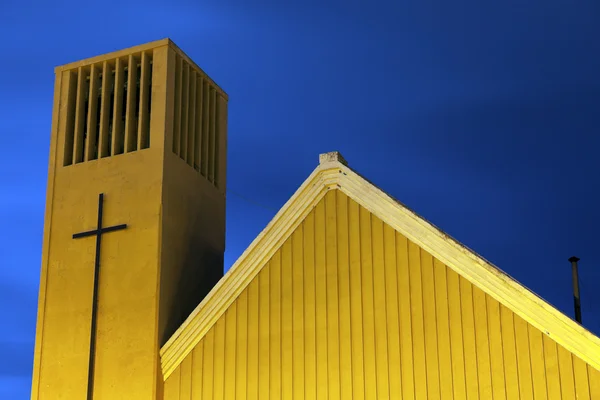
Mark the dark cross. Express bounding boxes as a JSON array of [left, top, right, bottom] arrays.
[[73, 193, 127, 400]]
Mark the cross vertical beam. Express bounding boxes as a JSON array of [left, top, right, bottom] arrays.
[[73, 193, 127, 400]]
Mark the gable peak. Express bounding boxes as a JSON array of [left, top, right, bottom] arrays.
[[319, 151, 348, 166]]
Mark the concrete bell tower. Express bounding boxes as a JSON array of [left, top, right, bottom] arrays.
[[31, 39, 228, 399]]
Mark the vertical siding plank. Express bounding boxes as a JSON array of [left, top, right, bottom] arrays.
[[528, 324, 549, 400], [325, 191, 341, 400], [337, 192, 353, 400], [190, 341, 203, 400], [137, 52, 151, 150], [235, 291, 248, 400], [314, 200, 328, 400], [247, 279, 260, 400], [486, 295, 507, 400], [292, 228, 305, 399], [124, 54, 138, 153], [269, 255, 282, 399], [84, 64, 100, 161], [281, 240, 293, 400], [187, 71, 196, 166], [360, 206, 378, 399], [588, 365, 600, 399], [446, 268, 466, 400], [573, 356, 591, 400], [172, 55, 182, 156], [459, 277, 479, 400], [384, 224, 402, 399], [98, 61, 113, 158], [348, 199, 366, 400], [472, 286, 493, 398], [258, 267, 271, 399], [543, 334, 562, 400], [421, 250, 440, 400], [514, 314, 534, 399], [164, 367, 181, 400], [396, 233, 415, 400], [433, 260, 453, 398], [202, 329, 214, 399], [193, 77, 203, 171], [223, 305, 237, 400], [500, 305, 520, 400], [179, 355, 192, 400], [303, 212, 317, 400], [111, 58, 125, 155], [73, 67, 88, 164], [409, 240, 428, 399], [557, 344, 576, 399], [213, 317, 226, 400], [372, 216, 390, 399]]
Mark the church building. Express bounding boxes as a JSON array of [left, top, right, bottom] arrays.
[[31, 39, 600, 399]]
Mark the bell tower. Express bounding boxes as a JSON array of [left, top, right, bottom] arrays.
[[31, 39, 228, 399]]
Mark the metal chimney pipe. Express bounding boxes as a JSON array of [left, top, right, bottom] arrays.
[[568, 256, 582, 324]]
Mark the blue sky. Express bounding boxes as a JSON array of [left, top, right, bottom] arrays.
[[1, 0, 599, 397]]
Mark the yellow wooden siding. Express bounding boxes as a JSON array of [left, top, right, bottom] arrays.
[[164, 190, 600, 399]]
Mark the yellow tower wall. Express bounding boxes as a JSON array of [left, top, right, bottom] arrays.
[[164, 190, 600, 399], [31, 40, 227, 400], [157, 45, 228, 346]]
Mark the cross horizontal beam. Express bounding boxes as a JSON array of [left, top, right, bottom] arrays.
[[72, 224, 127, 239]]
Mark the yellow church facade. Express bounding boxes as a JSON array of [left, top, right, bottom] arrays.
[[161, 154, 600, 399], [32, 39, 600, 399]]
